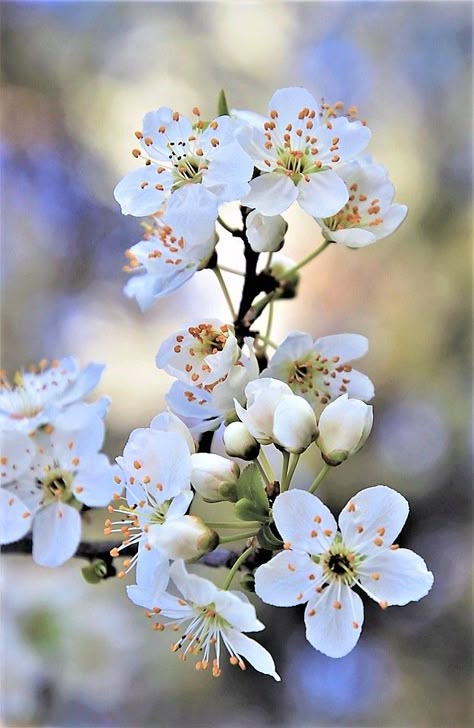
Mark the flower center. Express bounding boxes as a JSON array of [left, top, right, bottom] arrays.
[[40, 468, 75, 504]]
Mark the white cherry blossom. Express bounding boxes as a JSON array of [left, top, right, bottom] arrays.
[[0, 408, 117, 567], [0, 358, 105, 432], [316, 159, 408, 248], [190, 453, 240, 502], [246, 210, 288, 253], [127, 559, 280, 680], [238, 87, 371, 217], [255, 487, 433, 658], [156, 320, 240, 389], [123, 185, 218, 310], [166, 337, 259, 434], [114, 107, 253, 217], [107, 426, 193, 580], [317, 395, 373, 465], [263, 331, 374, 408]]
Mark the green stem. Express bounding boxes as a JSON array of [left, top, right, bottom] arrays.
[[255, 334, 278, 350], [255, 458, 270, 487], [286, 453, 300, 489], [217, 215, 241, 236], [280, 450, 291, 492], [262, 299, 274, 357], [258, 447, 275, 482], [218, 265, 245, 276], [264, 251, 273, 274], [222, 545, 255, 590], [218, 531, 258, 545], [212, 266, 237, 320], [278, 239, 330, 280], [206, 521, 261, 529], [308, 463, 331, 494]]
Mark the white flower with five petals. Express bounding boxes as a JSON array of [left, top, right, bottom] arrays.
[[127, 559, 280, 680], [114, 107, 253, 217], [316, 159, 407, 248], [237, 87, 371, 217], [124, 185, 218, 311], [254, 487, 433, 658], [263, 331, 374, 408]]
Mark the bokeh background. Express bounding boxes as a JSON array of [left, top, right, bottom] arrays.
[[0, 1, 472, 726]]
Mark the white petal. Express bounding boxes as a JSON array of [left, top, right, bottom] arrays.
[[272, 395, 318, 453], [343, 369, 375, 402], [241, 173, 299, 216], [272, 489, 338, 554], [56, 362, 104, 408], [0, 488, 33, 543], [0, 430, 33, 485], [330, 228, 377, 248], [304, 582, 364, 658], [254, 550, 323, 606], [339, 485, 409, 556], [314, 333, 368, 363], [268, 87, 319, 129], [113, 166, 168, 217], [358, 547, 433, 606], [297, 169, 348, 217], [372, 204, 408, 240], [73, 460, 118, 507], [203, 142, 253, 202], [317, 117, 371, 164], [150, 411, 196, 453], [32, 503, 81, 567], [166, 183, 218, 242], [135, 545, 170, 593], [169, 559, 217, 604], [222, 628, 281, 681], [214, 590, 261, 632], [268, 331, 314, 369]]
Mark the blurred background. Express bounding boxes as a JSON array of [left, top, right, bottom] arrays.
[[0, 1, 472, 726]]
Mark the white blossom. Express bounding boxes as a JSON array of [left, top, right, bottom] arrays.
[[190, 452, 240, 502], [156, 320, 240, 389], [166, 337, 259, 434], [237, 87, 371, 217], [317, 395, 373, 465], [0, 406, 117, 567], [123, 185, 218, 310], [246, 210, 287, 253], [263, 331, 374, 408], [107, 426, 193, 581], [147, 515, 218, 559], [255, 487, 433, 658], [127, 559, 280, 680], [114, 107, 253, 217], [223, 421, 260, 461], [0, 358, 106, 432], [316, 159, 407, 248]]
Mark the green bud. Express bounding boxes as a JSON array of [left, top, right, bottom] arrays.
[[81, 559, 108, 584], [217, 88, 230, 116], [234, 497, 268, 522]]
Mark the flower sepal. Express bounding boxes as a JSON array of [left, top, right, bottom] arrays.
[[236, 463, 269, 514], [234, 497, 269, 523], [257, 522, 284, 551]]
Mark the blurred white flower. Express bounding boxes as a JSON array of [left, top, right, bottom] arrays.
[[316, 159, 407, 247], [124, 185, 218, 311], [255, 487, 433, 658], [263, 331, 374, 408], [237, 87, 371, 217], [317, 394, 373, 465], [128, 559, 280, 681], [0, 357, 106, 432], [114, 106, 253, 216]]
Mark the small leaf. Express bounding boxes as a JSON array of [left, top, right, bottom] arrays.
[[234, 497, 268, 522], [236, 463, 269, 511], [257, 523, 283, 550]]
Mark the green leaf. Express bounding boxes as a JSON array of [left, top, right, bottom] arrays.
[[257, 523, 283, 551], [236, 463, 269, 512], [217, 89, 230, 117], [234, 497, 268, 522]]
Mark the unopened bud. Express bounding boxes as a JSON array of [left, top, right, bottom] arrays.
[[247, 210, 287, 253], [223, 422, 260, 460], [317, 394, 373, 465], [148, 516, 219, 560], [273, 395, 318, 454], [191, 453, 240, 502], [270, 253, 300, 299]]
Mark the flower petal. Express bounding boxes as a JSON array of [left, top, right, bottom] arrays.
[[73, 459, 118, 507], [203, 142, 253, 202], [329, 227, 377, 248], [272, 489, 338, 554], [169, 559, 218, 605], [373, 204, 408, 240], [268, 87, 319, 130], [358, 547, 433, 606], [135, 545, 170, 594], [222, 627, 281, 681], [0, 487, 33, 543], [114, 165, 168, 217], [32, 502, 81, 567], [314, 333, 368, 363], [342, 369, 375, 402], [339, 485, 409, 556], [254, 549, 323, 606], [304, 582, 364, 658], [297, 169, 348, 218], [241, 173, 299, 216], [214, 590, 262, 632]]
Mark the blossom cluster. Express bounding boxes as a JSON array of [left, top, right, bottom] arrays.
[[2, 86, 432, 684]]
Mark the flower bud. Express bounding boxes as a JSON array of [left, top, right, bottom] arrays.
[[317, 394, 373, 465], [223, 422, 260, 460], [148, 516, 219, 560], [273, 395, 318, 454], [247, 210, 288, 253], [270, 253, 300, 299], [190, 453, 240, 502]]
